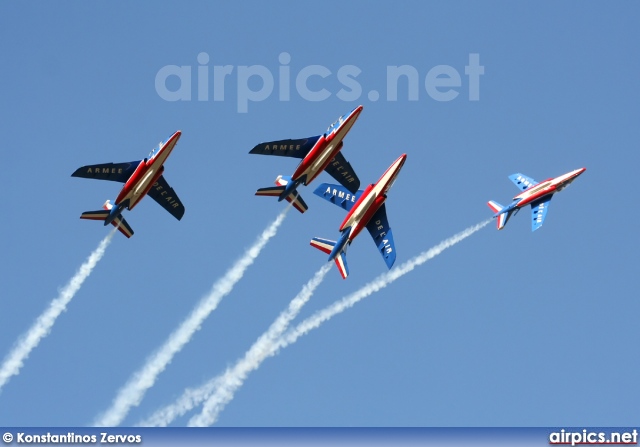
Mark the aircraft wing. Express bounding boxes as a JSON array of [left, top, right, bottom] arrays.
[[313, 183, 363, 212], [147, 175, 185, 221], [323, 151, 361, 194], [509, 173, 538, 191], [249, 136, 321, 159], [365, 204, 396, 269], [530, 195, 552, 231], [71, 161, 140, 183]]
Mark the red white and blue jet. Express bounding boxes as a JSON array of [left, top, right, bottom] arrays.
[[71, 131, 185, 238], [310, 154, 407, 279], [249, 106, 363, 213], [487, 167, 586, 231]]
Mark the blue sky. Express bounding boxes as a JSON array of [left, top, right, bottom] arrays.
[[1, 1, 639, 426]]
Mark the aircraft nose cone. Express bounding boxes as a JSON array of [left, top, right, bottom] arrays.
[[395, 153, 408, 168], [350, 105, 364, 118], [165, 130, 182, 145]]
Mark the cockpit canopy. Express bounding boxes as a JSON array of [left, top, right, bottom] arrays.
[[326, 115, 345, 134], [148, 142, 163, 159]]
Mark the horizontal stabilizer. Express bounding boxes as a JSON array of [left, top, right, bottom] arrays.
[[310, 237, 335, 255], [110, 214, 134, 238], [255, 186, 286, 197], [313, 183, 363, 212], [310, 237, 349, 279], [255, 186, 307, 213], [487, 201, 511, 230], [284, 191, 308, 213], [496, 211, 510, 230], [487, 200, 503, 214], [80, 209, 110, 221], [80, 209, 134, 238], [333, 251, 349, 279]]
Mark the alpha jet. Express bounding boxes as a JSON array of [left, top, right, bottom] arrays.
[[71, 131, 185, 238], [487, 167, 586, 231], [249, 106, 363, 213], [310, 154, 407, 279]]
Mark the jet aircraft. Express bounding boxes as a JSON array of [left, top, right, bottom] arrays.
[[310, 154, 407, 279], [249, 106, 363, 213], [487, 168, 586, 231], [71, 131, 185, 238]]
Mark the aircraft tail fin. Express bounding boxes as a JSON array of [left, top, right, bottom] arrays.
[[80, 200, 134, 238], [310, 237, 349, 279]]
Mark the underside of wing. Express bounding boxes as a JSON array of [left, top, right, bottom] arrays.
[[365, 204, 396, 269], [323, 151, 361, 194], [530, 195, 552, 231], [249, 136, 321, 159], [146, 175, 185, 220], [509, 173, 538, 191], [71, 161, 140, 183], [313, 183, 363, 212]]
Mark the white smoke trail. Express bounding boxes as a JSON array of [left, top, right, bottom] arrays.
[[188, 262, 332, 426], [0, 228, 117, 393], [139, 262, 331, 427], [274, 220, 491, 351], [138, 378, 220, 427], [93, 208, 289, 427], [189, 219, 489, 426], [142, 219, 489, 426]]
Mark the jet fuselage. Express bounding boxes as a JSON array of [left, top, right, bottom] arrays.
[[511, 167, 586, 209], [114, 131, 181, 212], [339, 153, 407, 244], [291, 105, 363, 186]]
